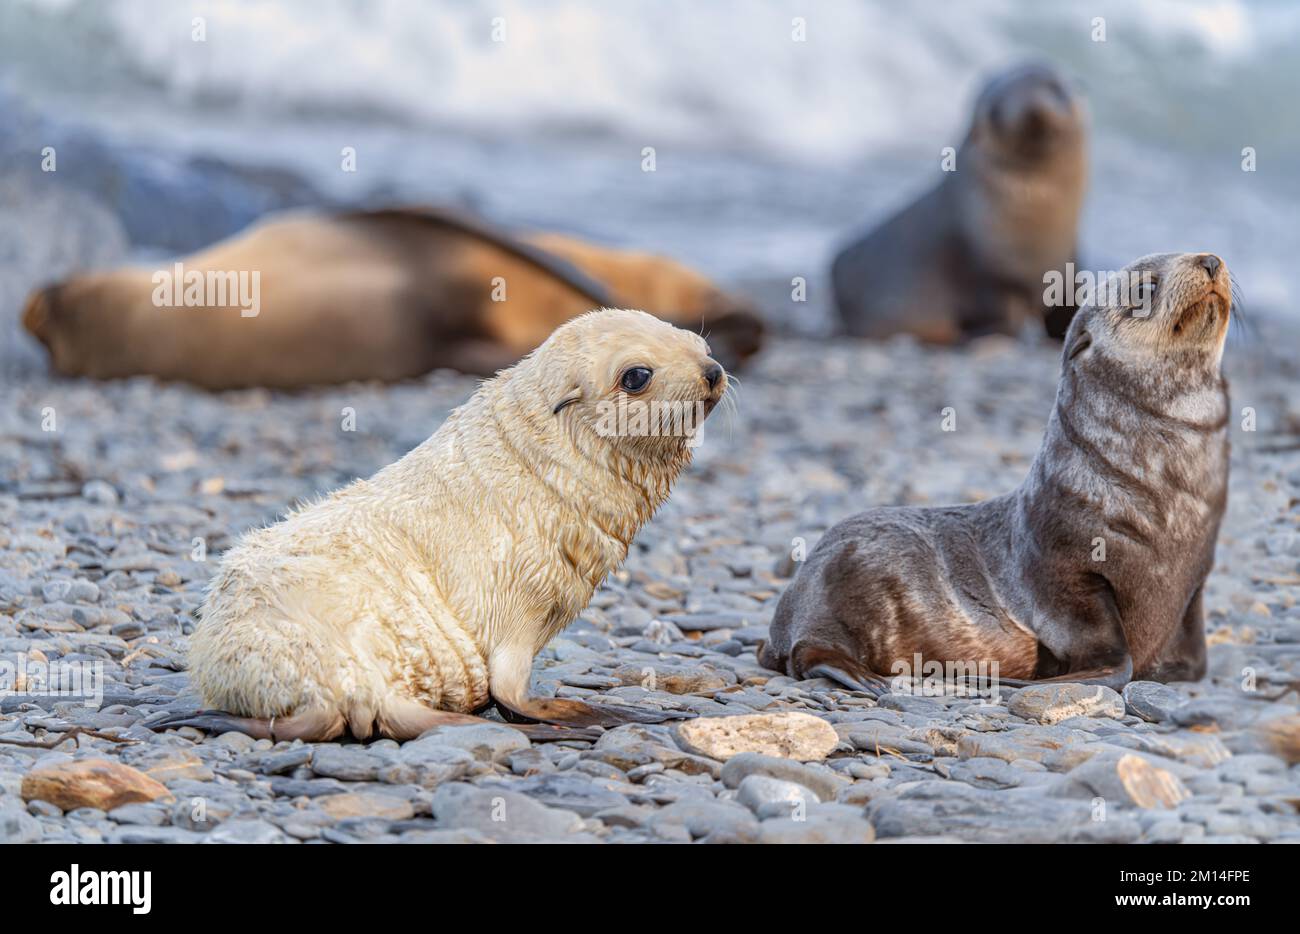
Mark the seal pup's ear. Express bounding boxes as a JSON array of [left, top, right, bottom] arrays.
[[553, 387, 582, 414], [1066, 328, 1092, 360]]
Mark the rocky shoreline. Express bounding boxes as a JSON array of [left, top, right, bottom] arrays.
[[2, 326, 1298, 844]]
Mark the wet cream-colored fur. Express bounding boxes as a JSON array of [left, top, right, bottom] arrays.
[[189, 308, 725, 738]]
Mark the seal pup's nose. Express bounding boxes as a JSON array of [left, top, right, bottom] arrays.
[[702, 362, 723, 391], [1199, 254, 1221, 280]]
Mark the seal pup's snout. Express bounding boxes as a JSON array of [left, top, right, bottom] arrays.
[[985, 63, 1080, 145], [1012, 87, 1065, 138], [1153, 252, 1232, 344], [699, 357, 728, 414], [1186, 252, 1232, 321]]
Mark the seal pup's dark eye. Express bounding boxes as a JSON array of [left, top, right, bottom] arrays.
[[1129, 275, 1159, 319], [620, 367, 653, 393]]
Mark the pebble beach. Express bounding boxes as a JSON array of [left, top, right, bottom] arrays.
[[2, 317, 1298, 845]]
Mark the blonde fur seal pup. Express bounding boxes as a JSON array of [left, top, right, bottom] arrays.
[[151, 309, 726, 741], [22, 206, 763, 389], [763, 252, 1232, 694]]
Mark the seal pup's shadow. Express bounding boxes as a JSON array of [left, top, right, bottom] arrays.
[[144, 703, 688, 744], [144, 707, 601, 742]]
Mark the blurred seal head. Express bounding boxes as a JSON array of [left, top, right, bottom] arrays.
[[832, 62, 1088, 343]]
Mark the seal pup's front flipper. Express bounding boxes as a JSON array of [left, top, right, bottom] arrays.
[[489, 638, 694, 729], [144, 708, 348, 742], [803, 664, 891, 698], [758, 630, 892, 698], [377, 696, 601, 741], [989, 659, 1134, 694]]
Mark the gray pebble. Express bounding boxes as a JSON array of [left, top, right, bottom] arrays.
[[26, 799, 62, 818], [203, 819, 288, 844], [81, 480, 120, 506], [1171, 698, 1258, 730], [108, 826, 208, 844], [1122, 681, 1186, 723], [868, 781, 1091, 843], [736, 774, 819, 816], [108, 803, 169, 826], [486, 773, 629, 817], [648, 798, 759, 843], [430, 783, 583, 841], [411, 723, 529, 763], [720, 751, 845, 800], [0, 805, 42, 843], [310, 744, 392, 781]]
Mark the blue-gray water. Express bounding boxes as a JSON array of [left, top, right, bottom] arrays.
[[1, 0, 1297, 316]]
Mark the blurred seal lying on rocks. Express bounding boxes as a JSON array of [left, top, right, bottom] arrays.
[[21, 206, 763, 389], [762, 252, 1232, 694], [153, 309, 727, 741], [831, 62, 1088, 342]]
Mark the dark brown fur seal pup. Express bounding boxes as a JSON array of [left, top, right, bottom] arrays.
[[761, 252, 1232, 694], [831, 63, 1088, 342], [21, 206, 763, 389]]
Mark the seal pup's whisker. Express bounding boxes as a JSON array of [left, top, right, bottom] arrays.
[[708, 372, 741, 437], [1227, 271, 1250, 341], [719, 382, 742, 441]]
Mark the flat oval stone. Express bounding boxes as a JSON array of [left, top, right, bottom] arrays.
[[674, 712, 838, 761]]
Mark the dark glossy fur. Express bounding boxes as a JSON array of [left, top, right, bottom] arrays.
[[763, 253, 1231, 693]]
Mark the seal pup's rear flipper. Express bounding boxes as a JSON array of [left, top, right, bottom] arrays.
[[378, 696, 600, 742], [493, 694, 693, 729], [489, 641, 695, 729], [144, 708, 347, 742]]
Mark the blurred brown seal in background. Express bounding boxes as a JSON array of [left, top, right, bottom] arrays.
[[831, 62, 1088, 343], [21, 206, 764, 389]]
